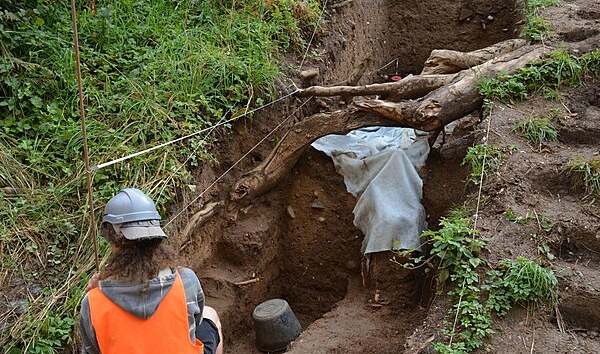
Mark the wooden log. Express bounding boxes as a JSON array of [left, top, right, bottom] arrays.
[[420, 38, 528, 74], [341, 57, 371, 103], [296, 74, 455, 100], [230, 109, 394, 201], [231, 44, 550, 202], [179, 201, 222, 250], [358, 45, 550, 130]]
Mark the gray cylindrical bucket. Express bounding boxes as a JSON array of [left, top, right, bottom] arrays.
[[253, 299, 302, 352]]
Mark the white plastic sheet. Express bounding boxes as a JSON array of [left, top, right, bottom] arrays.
[[311, 127, 429, 254]]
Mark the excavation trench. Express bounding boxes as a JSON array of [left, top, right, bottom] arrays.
[[180, 0, 522, 352]]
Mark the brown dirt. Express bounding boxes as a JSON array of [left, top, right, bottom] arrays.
[[175, 0, 600, 353]]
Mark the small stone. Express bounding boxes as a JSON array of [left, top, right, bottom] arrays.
[[287, 206, 296, 219], [458, 7, 474, 21], [10, 300, 27, 315], [315, 98, 329, 109], [318, 217, 326, 222], [299, 68, 319, 80], [311, 199, 325, 209], [487, 15, 494, 21]]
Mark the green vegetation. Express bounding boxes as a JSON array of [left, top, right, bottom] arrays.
[[521, 0, 559, 42], [504, 208, 553, 232], [504, 208, 555, 260], [522, 16, 553, 42], [479, 49, 600, 106], [0, 0, 320, 351], [564, 158, 600, 195], [462, 144, 505, 185], [512, 115, 558, 150], [402, 209, 557, 354]]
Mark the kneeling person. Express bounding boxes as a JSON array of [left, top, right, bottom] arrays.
[[79, 188, 223, 354]]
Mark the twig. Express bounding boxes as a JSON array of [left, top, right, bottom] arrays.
[[555, 305, 565, 333], [234, 277, 260, 286], [179, 201, 223, 251], [330, 0, 353, 9]]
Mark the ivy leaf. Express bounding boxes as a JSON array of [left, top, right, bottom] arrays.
[[30, 96, 43, 108], [439, 268, 449, 284]]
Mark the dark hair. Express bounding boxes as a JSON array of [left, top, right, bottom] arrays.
[[99, 223, 177, 282]]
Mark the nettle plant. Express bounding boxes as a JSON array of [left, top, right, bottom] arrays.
[[399, 209, 557, 354]]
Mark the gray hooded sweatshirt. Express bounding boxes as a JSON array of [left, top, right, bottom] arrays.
[[79, 267, 204, 354]]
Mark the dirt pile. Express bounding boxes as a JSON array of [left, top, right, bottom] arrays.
[[177, 0, 599, 353]]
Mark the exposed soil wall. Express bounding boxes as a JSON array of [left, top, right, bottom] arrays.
[[176, 0, 599, 353], [320, 0, 519, 84]]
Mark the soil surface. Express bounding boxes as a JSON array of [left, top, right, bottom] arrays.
[[175, 0, 600, 353]]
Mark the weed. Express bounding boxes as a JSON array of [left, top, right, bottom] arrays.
[[504, 208, 530, 224], [410, 209, 557, 353], [504, 208, 553, 231], [521, 0, 559, 43], [512, 115, 558, 150], [526, 0, 560, 11], [564, 158, 600, 195], [537, 241, 556, 260], [522, 15, 553, 42], [479, 49, 598, 105], [487, 257, 557, 315], [462, 144, 504, 185], [0, 0, 321, 351]]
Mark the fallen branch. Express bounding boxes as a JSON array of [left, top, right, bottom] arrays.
[[231, 109, 393, 201], [232, 42, 551, 202], [421, 38, 528, 74], [356, 45, 551, 130], [297, 74, 454, 100]]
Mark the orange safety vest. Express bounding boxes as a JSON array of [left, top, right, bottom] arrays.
[[88, 271, 204, 354]]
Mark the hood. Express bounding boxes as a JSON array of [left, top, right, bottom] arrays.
[[98, 269, 176, 319]]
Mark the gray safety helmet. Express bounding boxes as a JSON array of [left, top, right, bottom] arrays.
[[102, 188, 167, 240]]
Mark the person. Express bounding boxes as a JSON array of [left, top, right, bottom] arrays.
[[79, 188, 223, 354]]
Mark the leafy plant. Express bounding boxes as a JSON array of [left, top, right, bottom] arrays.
[[478, 49, 598, 105], [521, 0, 559, 42], [422, 213, 483, 284], [512, 116, 558, 150], [485, 257, 557, 316], [564, 158, 600, 195], [462, 144, 504, 185], [522, 16, 553, 42], [398, 209, 557, 353], [504, 208, 530, 224]]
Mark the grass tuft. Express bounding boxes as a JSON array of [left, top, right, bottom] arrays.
[[479, 49, 599, 105], [521, 0, 559, 42], [512, 115, 558, 150], [564, 158, 600, 195]]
